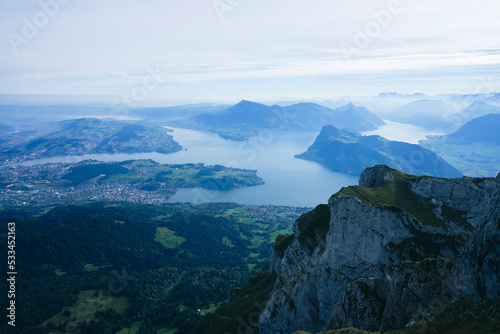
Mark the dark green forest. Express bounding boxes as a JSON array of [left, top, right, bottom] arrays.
[[0, 202, 306, 334]]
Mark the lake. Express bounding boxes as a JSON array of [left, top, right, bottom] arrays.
[[162, 128, 359, 207], [10, 128, 359, 207], [10, 122, 435, 207], [363, 120, 444, 144]]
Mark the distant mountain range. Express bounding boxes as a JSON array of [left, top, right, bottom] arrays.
[[0, 118, 182, 165], [389, 99, 452, 130], [447, 113, 500, 144], [378, 92, 428, 98], [295, 125, 463, 177], [131, 103, 230, 120], [388, 99, 500, 132], [451, 101, 500, 127], [420, 114, 500, 176], [171, 100, 385, 140]]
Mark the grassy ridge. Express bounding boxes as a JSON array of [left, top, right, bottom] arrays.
[[333, 171, 470, 231]]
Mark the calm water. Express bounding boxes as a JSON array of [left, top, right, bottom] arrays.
[[10, 128, 359, 207], [363, 120, 444, 144]]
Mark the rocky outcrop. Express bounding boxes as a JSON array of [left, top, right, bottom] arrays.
[[358, 165, 395, 188], [259, 165, 500, 334]]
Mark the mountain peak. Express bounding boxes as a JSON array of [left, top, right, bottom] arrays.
[[464, 100, 496, 110], [237, 99, 272, 106], [358, 165, 396, 188], [449, 113, 500, 144], [236, 99, 256, 105]]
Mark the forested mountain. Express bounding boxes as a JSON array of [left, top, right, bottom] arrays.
[[295, 125, 462, 177], [446, 113, 500, 144], [0, 202, 308, 334], [171, 100, 384, 140], [0, 118, 181, 165]]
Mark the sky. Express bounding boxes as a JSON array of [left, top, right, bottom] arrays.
[[1, 0, 500, 105]]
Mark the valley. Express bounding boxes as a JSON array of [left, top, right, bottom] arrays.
[[3, 1, 500, 333], [420, 113, 500, 177], [0, 94, 499, 334]]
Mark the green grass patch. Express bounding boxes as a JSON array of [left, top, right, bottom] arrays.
[[238, 217, 261, 224], [222, 236, 234, 247], [334, 180, 446, 228], [223, 207, 244, 217], [269, 225, 294, 243], [116, 321, 145, 334], [54, 269, 66, 276], [155, 227, 186, 248], [421, 140, 500, 177], [116, 322, 145, 334], [43, 290, 130, 328], [202, 301, 226, 314], [83, 263, 111, 272], [154, 327, 178, 334]]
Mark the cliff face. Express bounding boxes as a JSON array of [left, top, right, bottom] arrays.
[[259, 165, 500, 333]]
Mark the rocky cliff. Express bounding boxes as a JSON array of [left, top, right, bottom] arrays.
[[259, 165, 500, 333]]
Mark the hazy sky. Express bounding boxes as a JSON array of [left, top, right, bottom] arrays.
[[1, 0, 500, 104]]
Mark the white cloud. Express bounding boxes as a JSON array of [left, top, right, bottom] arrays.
[[0, 0, 499, 101]]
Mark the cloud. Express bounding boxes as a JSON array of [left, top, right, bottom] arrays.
[[0, 0, 499, 100]]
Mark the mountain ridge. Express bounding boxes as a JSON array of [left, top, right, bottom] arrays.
[[258, 165, 500, 333], [419, 113, 500, 176], [171, 100, 385, 140], [295, 125, 462, 178], [0, 118, 182, 165], [192, 165, 500, 333]]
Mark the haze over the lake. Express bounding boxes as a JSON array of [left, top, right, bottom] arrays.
[[1, 0, 500, 105]]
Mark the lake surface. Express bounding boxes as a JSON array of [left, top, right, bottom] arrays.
[[162, 128, 359, 206], [363, 120, 444, 144], [11, 123, 436, 207], [10, 128, 359, 207]]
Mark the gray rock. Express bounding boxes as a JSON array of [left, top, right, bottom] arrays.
[[358, 164, 395, 188], [258, 166, 500, 333]]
